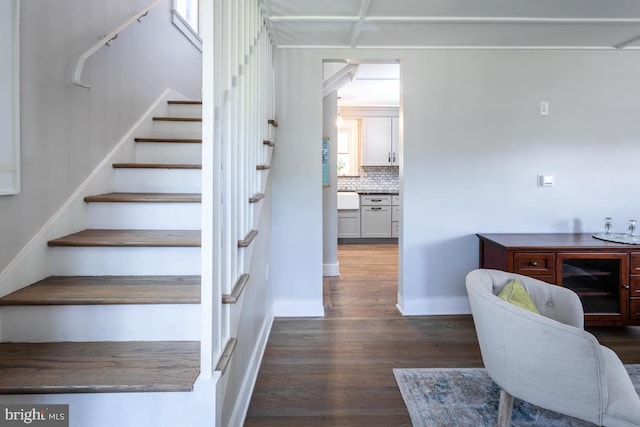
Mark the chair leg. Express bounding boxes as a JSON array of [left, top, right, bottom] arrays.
[[497, 388, 514, 427]]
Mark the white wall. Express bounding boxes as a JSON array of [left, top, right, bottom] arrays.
[[272, 48, 640, 316], [322, 91, 339, 276], [271, 49, 324, 316], [0, 0, 201, 275]]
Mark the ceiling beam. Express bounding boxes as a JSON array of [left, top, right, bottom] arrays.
[[323, 64, 359, 97], [266, 15, 640, 24], [350, 0, 372, 48]]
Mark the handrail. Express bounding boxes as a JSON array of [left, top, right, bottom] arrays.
[[72, 0, 161, 88]]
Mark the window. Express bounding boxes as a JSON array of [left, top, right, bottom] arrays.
[[0, 0, 20, 195], [337, 119, 360, 176], [174, 0, 199, 33], [172, 0, 202, 51]]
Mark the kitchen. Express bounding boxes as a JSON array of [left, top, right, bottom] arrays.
[[323, 61, 400, 287]]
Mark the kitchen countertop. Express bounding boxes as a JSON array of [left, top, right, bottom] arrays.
[[338, 191, 399, 195]]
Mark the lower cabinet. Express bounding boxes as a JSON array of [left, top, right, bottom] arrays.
[[338, 194, 399, 239], [361, 206, 391, 237], [392, 196, 399, 238], [338, 210, 360, 238], [361, 195, 392, 238]]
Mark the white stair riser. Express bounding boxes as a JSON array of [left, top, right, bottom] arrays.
[[50, 247, 201, 275], [0, 304, 199, 342], [136, 142, 202, 164], [0, 387, 215, 427], [87, 203, 201, 230], [152, 121, 202, 138], [114, 169, 201, 193], [167, 104, 202, 118]]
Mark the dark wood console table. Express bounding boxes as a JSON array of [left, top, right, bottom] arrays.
[[477, 233, 640, 326]]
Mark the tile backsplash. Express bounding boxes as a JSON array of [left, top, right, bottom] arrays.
[[338, 166, 399, 193]]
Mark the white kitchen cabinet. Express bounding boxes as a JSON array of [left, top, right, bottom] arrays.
[[360, 195, 392, 237], [392, 196, 400, 238], [338, 210, 360, 238], [391, 117, 399, 166], [361, 117, 399, 166]]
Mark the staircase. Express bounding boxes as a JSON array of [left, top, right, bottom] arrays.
[[0, 101, 206, 408]]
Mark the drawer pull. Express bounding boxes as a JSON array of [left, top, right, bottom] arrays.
[[371, 207, 382, 210], [371, 199, 382, 202], [623, 285, 631, 289], [529, 261, 539, 267]]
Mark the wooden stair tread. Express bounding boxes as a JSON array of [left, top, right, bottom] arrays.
[[134, 137, 202, 143], [48, 230, 201, 247], [238, 230, 259, 248], [112, 163, 202, 169], [153, 116, 202, 122], [84, 193, 201, 203], [249, 193, 265, 203], [168, 100, 202, 105], [0, 276, 200, 306], [0, 341, 200, 394]]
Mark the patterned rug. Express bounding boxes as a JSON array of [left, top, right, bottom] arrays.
[[394, 366, 640, 427]]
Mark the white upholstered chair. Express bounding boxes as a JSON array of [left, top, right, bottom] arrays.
[[466, 268, 640, 427]]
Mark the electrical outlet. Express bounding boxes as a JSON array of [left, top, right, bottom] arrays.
[[540, 101, 549, 115]]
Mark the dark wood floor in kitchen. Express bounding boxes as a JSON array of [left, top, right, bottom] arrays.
[[244, 243, 640, 426]]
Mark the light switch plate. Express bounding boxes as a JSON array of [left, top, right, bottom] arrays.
[[538, 174, 554, 187]]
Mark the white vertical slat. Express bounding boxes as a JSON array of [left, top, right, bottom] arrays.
[[199, 0, 216, 379], [236, 0, 245, 274], [230, 0, 240, 289]]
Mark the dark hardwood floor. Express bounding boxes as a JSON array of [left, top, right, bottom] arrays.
[[244, 243, 640, 426]]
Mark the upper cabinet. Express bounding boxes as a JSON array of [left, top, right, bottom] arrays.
[[361, 116, 399, 167]]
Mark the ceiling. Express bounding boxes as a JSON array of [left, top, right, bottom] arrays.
[[260, 0, 640, 49]]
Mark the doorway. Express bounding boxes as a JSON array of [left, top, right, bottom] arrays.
[[322, 60, 401, 316]]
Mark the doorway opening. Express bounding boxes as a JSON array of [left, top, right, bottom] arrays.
[[322, 60, 402, 317]]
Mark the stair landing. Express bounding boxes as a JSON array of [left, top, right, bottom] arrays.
[[0, 341, 200, 394]]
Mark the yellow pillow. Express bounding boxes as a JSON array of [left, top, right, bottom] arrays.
[[497, 279, 539, 314]]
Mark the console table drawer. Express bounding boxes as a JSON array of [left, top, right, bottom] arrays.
[[630, 253, 640, 274], [630, 276, 640, 297], [513, 253, 555, 276], [630, 299, 640, 320]]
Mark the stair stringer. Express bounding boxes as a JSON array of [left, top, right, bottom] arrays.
[[223, 177, 275, 427], [0, 89, 184, 302], [219, 140, 276, 427]]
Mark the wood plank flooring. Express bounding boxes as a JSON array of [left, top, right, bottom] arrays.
[[245, 243, 640, 426]]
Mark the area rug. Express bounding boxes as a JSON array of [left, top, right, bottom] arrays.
[[394, 365, 640, 427]]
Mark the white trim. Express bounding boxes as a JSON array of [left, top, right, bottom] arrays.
[[323, 262, 340, 277], [276, 44, 621, 50], [267, 16, 640, 24], [0, 0, 20, 195], [396, 293, 471, 316], [172, 9, 203, 52], [227, 314, 274, 427], [273, 299, 325, 317]]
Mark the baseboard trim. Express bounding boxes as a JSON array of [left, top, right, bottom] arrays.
[[227, 313, 274, 427], [323, 262, 340, 277], [273, 299, 325, 317], [397, 294, 471, 316]]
